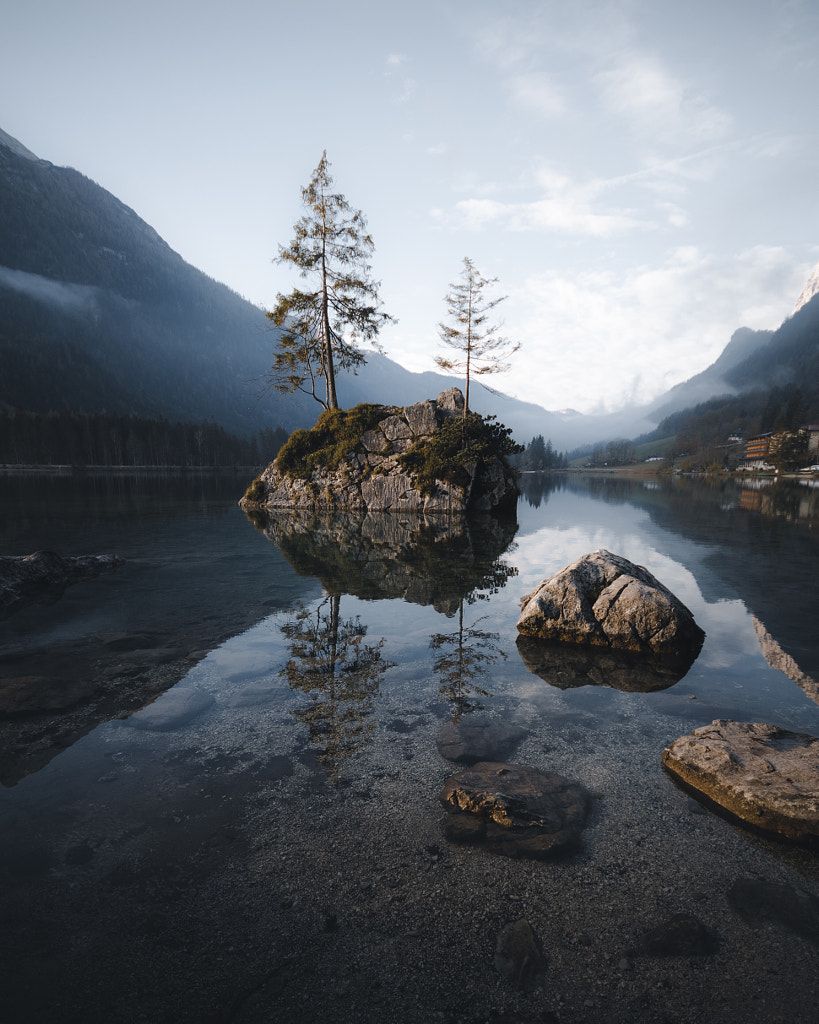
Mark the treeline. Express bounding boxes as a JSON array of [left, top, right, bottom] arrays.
[[509, 434, 567, 471], [0, 407, 289, 468], [587, 438, 637, 467]]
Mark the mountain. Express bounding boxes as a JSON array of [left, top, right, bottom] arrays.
[[647, 326, 773, 423], [4, 123, 813, 455], [0, 130, 313, 436], [0, 128, 575, 448]]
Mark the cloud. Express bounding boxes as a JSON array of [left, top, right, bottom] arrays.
[[506, 71, 565, 116], [0, 265, 97, 314], [446, 168, 644, 237], [508, 246, 810, 414], [596, 53, 733, 145], [383, 51, 415, 102]]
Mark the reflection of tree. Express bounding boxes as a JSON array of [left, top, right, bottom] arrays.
[[430, 598, 505, 720], [516, 472, 566, 509], [280, 596, 392, 782]]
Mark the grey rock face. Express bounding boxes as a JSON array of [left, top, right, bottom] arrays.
[[439, 761, 591, 859], [517, 549, 705, 656], [662, 719, 819, 843], [240, 389, 517, 515]]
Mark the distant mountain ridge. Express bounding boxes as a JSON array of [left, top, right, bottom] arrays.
[[1, 125, 816, 452], [0, 127, 572, 446]]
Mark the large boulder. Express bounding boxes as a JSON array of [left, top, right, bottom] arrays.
[[240, 389, 518, 516], [662, 720, 819, 843], [439, 761, 591, 859], [516, 549, 705, 656]]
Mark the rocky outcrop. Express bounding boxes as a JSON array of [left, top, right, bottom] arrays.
[[662, 720, 819, 843], [517, 549, 705, 656], [0, 550, 124, 618], [439, 761, 592, 859], [241, 389, 518, 515]]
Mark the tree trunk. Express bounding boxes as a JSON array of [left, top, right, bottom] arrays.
[[321, 228, 338, 410]]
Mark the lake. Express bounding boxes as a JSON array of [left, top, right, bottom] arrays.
[[1, 471, 818, 1024]]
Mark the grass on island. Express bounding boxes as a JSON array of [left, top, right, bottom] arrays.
[[274, 404, 391, 480], [398, 412, 523, 496]]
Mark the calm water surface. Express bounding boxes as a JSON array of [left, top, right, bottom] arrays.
[[1, 471, 818, 1023]]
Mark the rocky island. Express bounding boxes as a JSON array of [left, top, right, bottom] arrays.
[[240, 388, 520, 516]]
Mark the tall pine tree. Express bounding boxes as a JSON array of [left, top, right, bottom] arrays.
[[435, 258, 520, 415], [266, 153, 393, 410]]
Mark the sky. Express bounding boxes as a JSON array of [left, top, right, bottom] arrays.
[[2, 0, 818, 415]]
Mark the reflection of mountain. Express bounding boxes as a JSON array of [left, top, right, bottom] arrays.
[[753, 615, 819, 707], [0, 474, 321, 786], [516, 636, 698, 693], [558, 475, 819, 681], [280, 595, 392, 781], [251, 511, 518, 614]]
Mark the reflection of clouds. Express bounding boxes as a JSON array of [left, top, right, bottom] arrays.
[[696, 600, 759, 670]]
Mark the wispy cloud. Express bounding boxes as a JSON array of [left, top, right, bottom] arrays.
[[383, 52, 416, 103], [506, 71, 565, 117], [441, 165, 644, 237], [596, 53, 733, 145]]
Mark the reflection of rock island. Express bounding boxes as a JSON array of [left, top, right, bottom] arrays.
[[251, 511, 518, 614], [516, 636, 699, 693], [753, 614, 819, 706]]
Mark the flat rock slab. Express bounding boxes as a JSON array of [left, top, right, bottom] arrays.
[[439, 761, 591, 860], [517, 549, 704, 656], [662, 720, 819, 843]]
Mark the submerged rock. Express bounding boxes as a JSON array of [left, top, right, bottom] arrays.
[[640, 914, 719, 956], [494, 919, 547, 989], [727, 879, 819, 944], [436, 716, 526, 764], [517, 549, 705, 656], [0, 550, 124, 618], [439, 761, 591, 860], [662, 720, 819, 843]]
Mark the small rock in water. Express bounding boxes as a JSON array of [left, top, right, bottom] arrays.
[[640, 914, 719, 956], [494, 919, 546, 989], [728, 879, 819, 945], [439, 761, 591, 860], [436, 716, 526, 764]]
